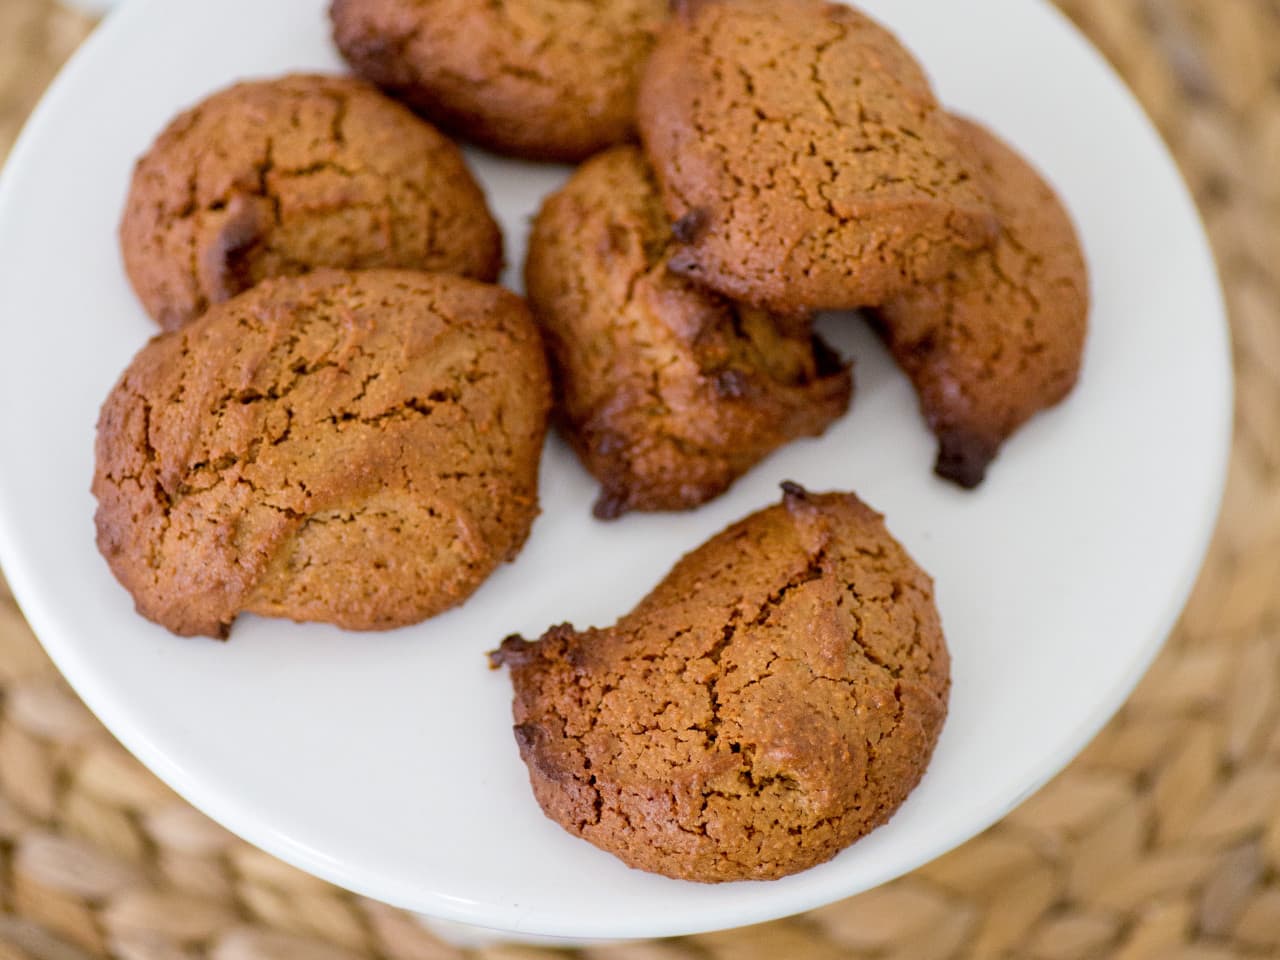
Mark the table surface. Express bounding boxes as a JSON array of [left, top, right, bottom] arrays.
[[0, 1, 1277, 958]]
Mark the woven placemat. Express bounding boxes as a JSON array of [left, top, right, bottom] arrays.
[[1, 1, 1276, 957]]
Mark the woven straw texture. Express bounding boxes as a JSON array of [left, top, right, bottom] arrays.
[[1, 0, 1277, 957]]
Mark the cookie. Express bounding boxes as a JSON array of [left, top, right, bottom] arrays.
[[491, 484, 950, 882], [874, 116, 1089, 488], [636, 0, 998, 314], [330, 0, 668, 162], [525, 147, 852, 519], [120, 74, 503, 332], [93, 270, 550, 639]]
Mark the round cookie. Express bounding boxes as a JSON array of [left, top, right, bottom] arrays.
[[120, 74, 503, 331], [874, 116, 1089, 488], [93, 270, 551, 639], [492, 484, 950, 882], [525, 147, 852, 519], [636, 0, 998, 314], [330, 0, 668, 162]]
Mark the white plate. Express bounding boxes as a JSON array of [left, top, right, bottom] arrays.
[[0, 0, 1230, 941]]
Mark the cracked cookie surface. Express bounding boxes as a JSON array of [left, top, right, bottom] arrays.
[[492, 484, 949, 882], [120, 74, 502, 332], [875, 116, 1089, 489], [525, 147, 852, 519], [93, 269, 550, 639], [331, 0, 668, 162], [636, 0, 998, 314]]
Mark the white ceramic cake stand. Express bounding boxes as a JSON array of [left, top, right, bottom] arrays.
[[0, 0, 1230, 942]]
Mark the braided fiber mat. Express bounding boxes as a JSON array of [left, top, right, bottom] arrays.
[[1, 1, 1277, 957]]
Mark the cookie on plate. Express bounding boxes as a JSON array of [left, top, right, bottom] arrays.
[[492, 484, 950, 882], [330, 0, 668, 162], [874, 116, 1089, 488], [525, 147, 852, 519], [120, 74, 502, 331], [636, 0, 997, 314], [93, 270, 550, 639]]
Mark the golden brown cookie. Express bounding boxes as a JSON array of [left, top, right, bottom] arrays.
[[120, 74, 502, 331], [874, 116, 1089, 488], [525, 147, 852, 519], [330, 0, 668, 162], [636, 0, 998, 314], [93, 270, 550, 639], [491, 484, 950, 882]]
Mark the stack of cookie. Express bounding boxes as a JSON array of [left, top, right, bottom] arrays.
[[92, 0, 1089, 883], [630, 0, 1088, 491], [102, 74, 551, 639], [519, 0, 1087, 505]]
